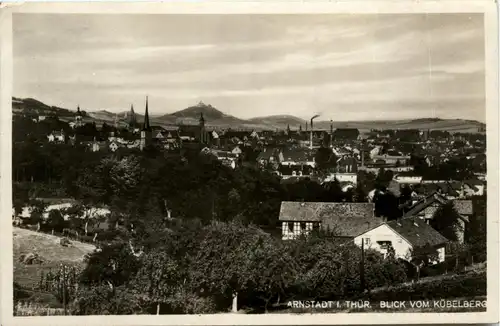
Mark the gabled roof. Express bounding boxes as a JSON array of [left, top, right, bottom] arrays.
[[386, 217, 449, 248], [405, 192, 472, 221], [279, 201, 380, 237], [281, 149, 312, 162]]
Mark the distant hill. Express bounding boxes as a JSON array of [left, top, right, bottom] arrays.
[[12, 97, 485, 132], [158, 101, 252, 128], [248, 115, 307, 129]]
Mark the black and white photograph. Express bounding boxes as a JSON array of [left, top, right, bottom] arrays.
[[1, 2, 498, 325]]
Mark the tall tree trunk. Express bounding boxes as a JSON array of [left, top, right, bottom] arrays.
[[232, 292, 238, 313], [156, 303, 160, 315]]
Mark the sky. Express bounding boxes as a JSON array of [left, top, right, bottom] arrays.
[[13, 13, 485, 121]]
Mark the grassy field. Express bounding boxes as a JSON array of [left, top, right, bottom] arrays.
[[13, 227, 95, 289]]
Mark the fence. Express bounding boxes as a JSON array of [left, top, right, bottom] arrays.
[[14, 302, 68, 316]]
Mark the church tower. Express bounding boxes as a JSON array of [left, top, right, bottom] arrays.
[[128, 104, 137, 130], [140, 96, 152, 151], [199, 112, 207, 144], [75, 105, 83, 127]]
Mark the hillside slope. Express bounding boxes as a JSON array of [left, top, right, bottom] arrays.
[[13, 227, 95, 289]]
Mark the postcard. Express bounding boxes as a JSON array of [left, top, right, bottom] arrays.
[[0, 1, 498, 325]]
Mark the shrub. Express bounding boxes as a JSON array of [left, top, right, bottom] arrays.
[[70, 285, 144, 315]]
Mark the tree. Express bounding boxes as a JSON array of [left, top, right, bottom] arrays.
[[373, 192, 401, 220], [47, 209, 66, 233], [132, 249, 183, 314], [189, 221, 271, 312], [430, 202, 463, 242], [467, 196, 486, 262], [353, 183, 367, 202], [79, 242, 141, 289]]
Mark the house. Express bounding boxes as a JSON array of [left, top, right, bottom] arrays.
[[372, 153, 410, 165], [231, 145, 243, 157], [354, 217, 448, 263], [281, 149, 315, 167], [323, 172, 357, 184], [278, 164, 314, 180], [336, 156, 357, 173], [109, 141, 120, 152], [393, 173, 423, 184], [47, 130, 65, 143], [403, 192, 473, 243], [462, 179, 485, 196], [257, 148, 284, 166], [278, 201, 381, 240]]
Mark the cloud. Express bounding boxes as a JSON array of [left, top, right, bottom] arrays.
[[13, 13, 485, 122]]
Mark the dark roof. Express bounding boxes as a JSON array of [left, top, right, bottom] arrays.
[[281, 149, 312, 162], [257, 150, 274, 161], [464, 179, 484, 186], [405, 193, 472, 221], [386, 217, 449, 248], [279, 201, 380, 237]]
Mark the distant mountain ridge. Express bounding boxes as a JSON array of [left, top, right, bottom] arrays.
[[12, 96, 485, 132]]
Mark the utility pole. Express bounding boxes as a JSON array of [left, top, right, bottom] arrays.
[[62, 265, 67, 316], [360, 239, 365, 293]]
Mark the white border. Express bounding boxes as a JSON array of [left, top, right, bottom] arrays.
[[1, 1, 498, 325]]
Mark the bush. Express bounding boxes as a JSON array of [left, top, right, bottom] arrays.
[[70, 285, 144, 315], [164, 290, 217, 314]]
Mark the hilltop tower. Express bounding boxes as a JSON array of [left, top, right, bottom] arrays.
[[140, 96, 152, 151], [128, 104, 137, 130], [75, 105, 83, 127]]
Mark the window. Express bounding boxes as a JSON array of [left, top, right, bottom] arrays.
[[377, 241, 392, 249], [363, 238, 371, 246]]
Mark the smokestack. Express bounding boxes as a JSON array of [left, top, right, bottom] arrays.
[[330, 120, 333, 148]]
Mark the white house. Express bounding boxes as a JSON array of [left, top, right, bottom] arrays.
[[109, 141, 119, 152], [393, 174, 423, 184], [354, 217, 448, 263], [43, 203, 74, 219], [47, 131, 65, 143], [324, 173, 357, 184], [231, 146, 243, 157]]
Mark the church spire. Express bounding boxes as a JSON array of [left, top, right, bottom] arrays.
[[129, 104, 137, 128], [142, 96, 151, 131]]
